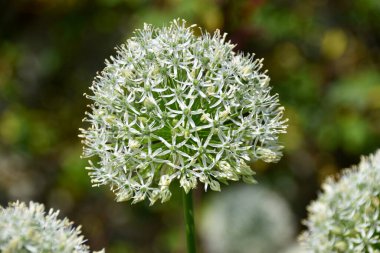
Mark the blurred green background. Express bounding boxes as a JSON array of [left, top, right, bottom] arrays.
[[0, 0, 379, 252]]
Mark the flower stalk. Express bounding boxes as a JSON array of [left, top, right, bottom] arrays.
[[183, 189, 196, 253]]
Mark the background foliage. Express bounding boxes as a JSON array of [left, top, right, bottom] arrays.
[[1, 0, 379, 252]]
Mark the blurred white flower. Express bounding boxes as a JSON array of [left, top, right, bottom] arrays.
[[80, 19, 287, 204], [200, 185, 296, 253], [281, 244, 309, 253], [300, 149, 380, 252], [0, 201, 103, 253]]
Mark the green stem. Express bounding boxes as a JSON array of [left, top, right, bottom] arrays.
[[182, 189, 196, 253]]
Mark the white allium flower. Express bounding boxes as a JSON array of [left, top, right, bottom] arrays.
[[80, 19, 287, 204], [300, 149, 380, 253], [200, 185, 296, 253], [0, 201, 103, 253]]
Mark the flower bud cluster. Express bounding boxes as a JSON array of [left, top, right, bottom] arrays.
[[300, 150, 380, 252], [80, 19, 287, 204], [0, 201, 102, 253]]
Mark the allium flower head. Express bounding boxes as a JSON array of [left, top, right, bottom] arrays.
[[80, 19, 287, 204], [0, 201, 102, 253], [300, 149, 380, 252]]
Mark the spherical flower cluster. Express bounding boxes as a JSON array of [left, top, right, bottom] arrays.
[[80, 19, 287, 204], [300, 149, 380, 252], [0, 201, 103, 253], [200, 185, 296, 253]]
